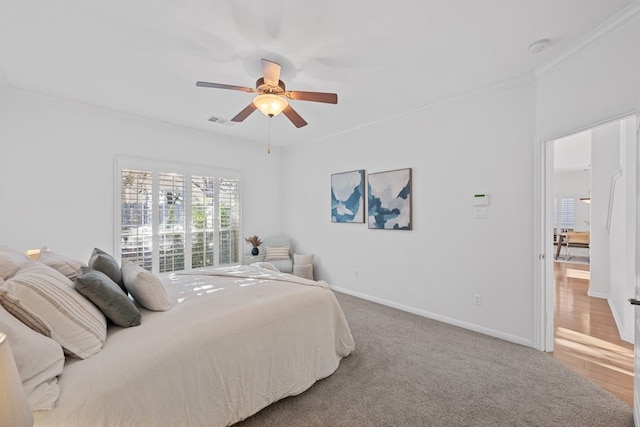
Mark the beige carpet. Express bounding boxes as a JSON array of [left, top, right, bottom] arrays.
[[236, 291, 633, 426]]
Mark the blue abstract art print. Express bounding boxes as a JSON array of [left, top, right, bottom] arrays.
[[331, 170, 365, 223], [367, 168, 412, 230]]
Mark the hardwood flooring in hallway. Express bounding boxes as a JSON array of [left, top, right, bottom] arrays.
[[550, 261, 634, 406]]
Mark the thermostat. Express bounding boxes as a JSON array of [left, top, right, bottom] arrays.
[[472, 194, 489, 206]]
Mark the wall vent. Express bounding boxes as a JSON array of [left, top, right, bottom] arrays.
[[208, 116, 234, 126]]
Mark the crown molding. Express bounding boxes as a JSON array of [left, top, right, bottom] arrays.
[[287, 73, 536, 151], [2, 85, 271, 149], [536, 2, 640, 76]]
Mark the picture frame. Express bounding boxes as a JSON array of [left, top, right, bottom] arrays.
[[367, 168, 412, 230], [331, 170, 365, 223]]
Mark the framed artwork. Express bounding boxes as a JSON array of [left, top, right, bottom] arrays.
[[367, 168, 412, 230], [331, 170, 365, 223]]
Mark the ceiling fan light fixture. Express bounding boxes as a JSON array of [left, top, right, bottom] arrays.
[[253, 94, 288, 117]]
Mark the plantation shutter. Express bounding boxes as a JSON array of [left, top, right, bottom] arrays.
[[121, 169, 153, 270], [158, 173, 186, 273], [191, 176, 216, 268], [218, 178, 240, 265], [117, 158, 241, 274], [553, 196, 576, 232]]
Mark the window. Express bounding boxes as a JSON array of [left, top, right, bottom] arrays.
[[553, 195, 576, 232], [117, 158, 241, 274]]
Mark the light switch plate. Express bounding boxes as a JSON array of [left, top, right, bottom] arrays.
[[474, 207, 487, 219]]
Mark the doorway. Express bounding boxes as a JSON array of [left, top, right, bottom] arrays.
[[542, 115, 638, 401]]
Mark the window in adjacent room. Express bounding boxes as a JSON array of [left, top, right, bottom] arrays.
[[553, 195, 576, 233], [117, 157, 241, 274]]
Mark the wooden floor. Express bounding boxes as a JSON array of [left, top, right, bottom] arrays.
[[551, 261, 634, 406]]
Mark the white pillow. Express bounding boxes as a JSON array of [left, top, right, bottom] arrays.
[[293, 253, 314, 265], [0, 304, 64, 410], [0, 262, 107, 359], [264, 246, 290, 261], [37, 246, 87, 281], [0, 245, 30, 280], [121, 261, 172, 312], [293, 264, 314, 280]]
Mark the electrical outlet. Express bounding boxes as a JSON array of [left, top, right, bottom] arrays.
[[354, 269, 359, 278], [473, 294, 483, 306]]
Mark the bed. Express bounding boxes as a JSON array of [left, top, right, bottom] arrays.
[[0, 249, 355, 427]]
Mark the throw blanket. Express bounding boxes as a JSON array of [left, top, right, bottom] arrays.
[[180, 264, 328, 288]]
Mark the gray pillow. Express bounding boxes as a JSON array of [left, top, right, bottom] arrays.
[[75, 267, 141, 328], [88, 248, 125, 293]]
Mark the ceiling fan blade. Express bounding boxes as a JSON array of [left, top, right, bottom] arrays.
[[285, 91, 338, 104], [282, 105, 308, 128], [231, 103, 258, 122], [261, 59, 281, 87], [196, 81, 255, 93]]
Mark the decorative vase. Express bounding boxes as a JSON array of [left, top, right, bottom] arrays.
[[251, 247, 259, 256]]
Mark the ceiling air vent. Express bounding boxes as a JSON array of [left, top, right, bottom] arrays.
[[208, 116, 234, 126]]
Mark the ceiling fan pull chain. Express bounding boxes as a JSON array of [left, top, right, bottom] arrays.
[[267, 117, 271, 154]]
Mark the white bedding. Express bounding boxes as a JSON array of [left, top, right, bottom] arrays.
[[33, 265, 355, 427]]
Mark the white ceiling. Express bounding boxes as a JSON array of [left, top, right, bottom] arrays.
[[0, 0, 636, 147]]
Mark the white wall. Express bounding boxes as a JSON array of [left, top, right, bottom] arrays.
[[0, 89, 285, 262], [590, 122, 621, 299], [536, 14, 640, 141], [591, 117, 637, 344], [282, 81, 536, 345], [537, 10, 640, 345], [282, 7, 640, 349]]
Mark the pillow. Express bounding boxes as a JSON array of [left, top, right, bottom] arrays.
[[121, 261, 171, 312], [75, 267, 141, 327], [0, 246, 30, 280], [264, 246, 290, 261], [0, 262, 107, 359], [88, 248, 126, 293], [251, 261, 280, 272], [293, 253, 314, 265], [0, 304, 64, 410], [293, 264, 314, 280], [37, 246, 87, 281]]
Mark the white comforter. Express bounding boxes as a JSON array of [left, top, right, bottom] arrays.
[[33, 265, 355, 427]]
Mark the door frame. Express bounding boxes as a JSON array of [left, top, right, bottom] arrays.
[[537, 113, 639, 353], [633, 103, 640, 422]]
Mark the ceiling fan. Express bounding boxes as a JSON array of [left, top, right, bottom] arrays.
[[196, 59, 338, 128]]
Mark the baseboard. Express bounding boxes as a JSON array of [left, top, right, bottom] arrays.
[[329, 285, 534, 349], [608, 298, 634, 344], [587, 289, 609, 299], [635, 392, 640, 427]]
